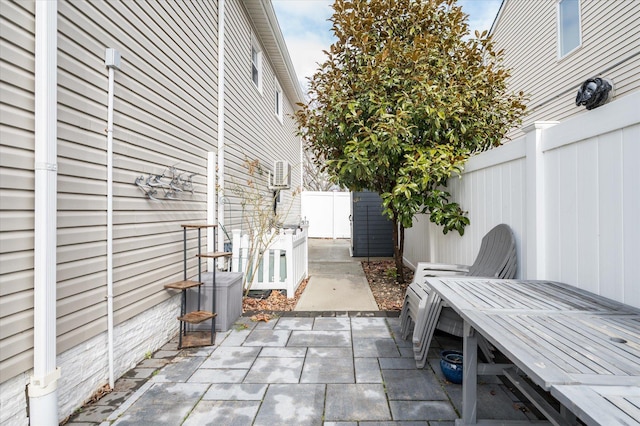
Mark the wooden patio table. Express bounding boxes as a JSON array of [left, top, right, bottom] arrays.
[[425, 277, 640, 426]]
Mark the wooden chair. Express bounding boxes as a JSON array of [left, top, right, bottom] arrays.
[[399, 223, 517, 367]]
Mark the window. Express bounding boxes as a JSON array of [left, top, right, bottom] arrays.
[[251, 42, 262, 90], [558, 0, 581, 58], [275, 80, 283, 122]]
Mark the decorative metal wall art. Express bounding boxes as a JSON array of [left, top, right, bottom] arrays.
[[135, 166, 196, 201]]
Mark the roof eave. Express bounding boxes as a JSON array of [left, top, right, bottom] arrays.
[[244, 0, 306, 108], [488, 0, 506, 36]]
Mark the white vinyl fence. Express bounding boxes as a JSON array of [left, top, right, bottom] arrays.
[[301, 191, 351, 238], [231, 226, 309, 298], [404, 91, 640, 309]]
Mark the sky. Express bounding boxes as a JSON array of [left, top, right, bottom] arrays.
[[272, 0, 503, 91]]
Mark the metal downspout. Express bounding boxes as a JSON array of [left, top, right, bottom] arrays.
[[105, 48, 121, 389], [217, 0, 226, 256], [30, 1, 61, 424]]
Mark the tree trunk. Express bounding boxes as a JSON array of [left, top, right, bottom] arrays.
[[399, 224, 405, 282], [391, 214, 406, 283]]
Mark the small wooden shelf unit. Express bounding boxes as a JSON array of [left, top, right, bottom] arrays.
[[163, 224, 231, 349]]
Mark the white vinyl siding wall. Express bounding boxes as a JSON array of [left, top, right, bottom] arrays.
[[492, 0, 640, 139], [0, 0, 218, 382], [222, 0, 302, 238], [0, 0, 37, 383]]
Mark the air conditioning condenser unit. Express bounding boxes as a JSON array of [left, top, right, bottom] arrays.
[[269, 160, 291, 189]]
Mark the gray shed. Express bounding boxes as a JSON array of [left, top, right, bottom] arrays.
[[350, 191, 394, 257]]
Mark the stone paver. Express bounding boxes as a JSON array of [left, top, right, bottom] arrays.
[[352, 337, 401, 357], [242, 329, 290, 347], [323, 423, 357, 426], [183, 400, 260, 426], [288, 330, 351, 347], [219, 328, 251, 346], [312, 317, 351, 330], [243, 357, 304, 383], [259, 346, 307, 357], [67, 314, 538, 426], [68, 405, 115, 424], [378, 356, 419, 370], [274, 317, 314, 330], [253, 384, 325, 426], [307, 346, 352, 358], [111, 378, 146, 393], [188, 367, 247, 383], [382, 368, 448, 401], [202, 383, 267, 400], [110, 383, 208, 425], [325, 383, 391, 421], [150, 356, 206, 383], [201, 346, 260, 368], [389, 400, 458, 421], [350, 317, 392, 339], [300, 356, 354, 383], [354, 357, 383, 383]]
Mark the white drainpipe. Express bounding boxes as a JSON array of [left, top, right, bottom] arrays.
[[207, 152, 217, 271], [105, 48, 121, 389], [30, 1, 61, 424], [217, 0, 226, 255]]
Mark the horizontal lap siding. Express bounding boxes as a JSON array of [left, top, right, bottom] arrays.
[[223, 0, 302, 239], [493, 0, 640, 139], [56, 0, 218, 354], [0, 0, 36, 381], [0, 0, 218, 382]]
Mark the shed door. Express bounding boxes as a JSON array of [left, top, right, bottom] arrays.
[[351, 191, 394, 257]]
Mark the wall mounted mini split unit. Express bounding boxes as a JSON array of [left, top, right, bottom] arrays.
[[269, 160, 291, 189]]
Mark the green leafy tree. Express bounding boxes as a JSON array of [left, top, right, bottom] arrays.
[[295, 0, 526, 282]]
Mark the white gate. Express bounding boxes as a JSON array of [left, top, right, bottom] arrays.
[[301, 191, 351, 238]]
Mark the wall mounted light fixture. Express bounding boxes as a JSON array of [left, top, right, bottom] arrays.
[[575, 77, 613, 110]]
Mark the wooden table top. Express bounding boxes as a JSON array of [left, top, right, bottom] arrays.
[[551, 384, 640, 426], [426, 278, 640, 389]]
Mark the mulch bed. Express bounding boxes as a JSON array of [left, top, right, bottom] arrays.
[[241, 260, 413, 317], [242, 277, 309, 313], [361, 260, 413, 311]]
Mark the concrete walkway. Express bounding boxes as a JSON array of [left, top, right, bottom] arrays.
[[295, 239, 378, 311], [65, 238, 538, 425]]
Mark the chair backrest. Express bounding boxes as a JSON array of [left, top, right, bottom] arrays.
[[466, 224, 517, 279]]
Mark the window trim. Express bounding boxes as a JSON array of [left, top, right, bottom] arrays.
[[557, 0, 582, 59], [275, 79, 283, 123], [251, 38, 263, 92]]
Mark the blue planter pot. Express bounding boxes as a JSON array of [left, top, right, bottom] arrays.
[[440, 350, 463, 384]]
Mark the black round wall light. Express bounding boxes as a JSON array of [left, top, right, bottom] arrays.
[[575, 77, 613, 110]]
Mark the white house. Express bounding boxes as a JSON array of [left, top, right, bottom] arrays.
[[0, 0, 303, 424], [403, 0, 640, 307]]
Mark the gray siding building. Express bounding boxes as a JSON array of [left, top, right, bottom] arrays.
[[491, 0, 640, 139], [0, 1, 303, 424]]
